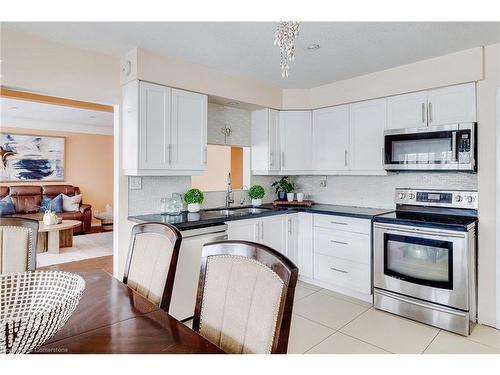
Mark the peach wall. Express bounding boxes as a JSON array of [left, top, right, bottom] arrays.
[[0, 127, 113, 225]]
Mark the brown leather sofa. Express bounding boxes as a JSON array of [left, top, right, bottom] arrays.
[[0, 185, 92, 234]]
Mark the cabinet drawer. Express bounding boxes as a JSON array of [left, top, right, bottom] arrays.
[[314, 254, 371, 294], [313, 214, 371, 234], [314, 227, 370, 264]]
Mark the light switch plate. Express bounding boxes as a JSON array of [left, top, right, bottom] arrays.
[[129, 176, 142, 190], [320, 175, 327, 188]]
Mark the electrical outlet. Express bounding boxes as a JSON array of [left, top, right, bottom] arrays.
[[129, 176, 142, 190], [320, 175, 327, 188]]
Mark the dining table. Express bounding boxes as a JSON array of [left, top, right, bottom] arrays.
[[38, 268, 224, 354]]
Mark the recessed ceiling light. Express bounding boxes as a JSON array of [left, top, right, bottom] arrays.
[[89, 115, 96, 119], [307, 44, 321, 50], [9, 106, 18, 110], [226, 101, 240, 106]]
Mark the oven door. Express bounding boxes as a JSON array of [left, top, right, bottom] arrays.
[[383, 123, 475, 171], [374, 222, 469, 310]]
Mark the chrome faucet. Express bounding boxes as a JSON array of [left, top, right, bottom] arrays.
[[225, 173, 234, 209]]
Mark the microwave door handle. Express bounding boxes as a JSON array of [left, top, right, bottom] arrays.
[[452, 131, 458, 162]]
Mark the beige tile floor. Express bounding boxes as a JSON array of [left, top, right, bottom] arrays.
[[288, 280, 500, 354], [183, 280, 500, 354]]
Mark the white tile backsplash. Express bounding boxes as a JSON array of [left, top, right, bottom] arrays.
[[129, 172, 477, 216]]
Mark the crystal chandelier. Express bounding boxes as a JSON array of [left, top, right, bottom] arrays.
[[274, 21, 300, 78]]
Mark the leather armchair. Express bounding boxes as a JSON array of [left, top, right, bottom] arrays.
[[79, 204, 92, 233]]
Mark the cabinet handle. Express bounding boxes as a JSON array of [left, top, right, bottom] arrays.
[[330, 240, 348, 245], [344, 150, 348, 167], [281, 152, 285, 168], [428, 102, 433, 124], [330, 221, 348, 225], [167, 144, 172, 164], [256, 223, 260, 241], [288, 218, 292, 234], [330, 267, 349, 274], [260, 222, 264, 241], [421, 103, 426, 124], [203, 146, 207, 165], [270, 152, 274, 167]]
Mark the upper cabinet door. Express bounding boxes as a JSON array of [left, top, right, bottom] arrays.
[[427, 83, 477, 126], [279, 111, 312, 171], [139, 81, 172, 170], [312, 105, 350, 171], [350, 98, 387, 171], [171, 88, 208, 170], [387, 91, 428, 129], [269, 109, 281, 171]]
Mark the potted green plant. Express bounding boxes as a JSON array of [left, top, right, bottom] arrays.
[[271, 176, 294, 201], [248, 185, 265, 207], [184, 188, 204, 213]]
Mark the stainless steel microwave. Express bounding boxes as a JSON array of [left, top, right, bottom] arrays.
[[383, 123, 476, 171]]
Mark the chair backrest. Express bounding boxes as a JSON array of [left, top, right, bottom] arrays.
[[192, 240, 298, 354], [123, 222, 182, 312], [0, 217, 38, 274]]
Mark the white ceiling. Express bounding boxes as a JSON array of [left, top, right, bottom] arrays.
[[1, 97, 114, 133], [4, 22, 500, 88]]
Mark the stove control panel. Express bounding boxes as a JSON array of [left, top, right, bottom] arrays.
[[395, 188, 478, 209]]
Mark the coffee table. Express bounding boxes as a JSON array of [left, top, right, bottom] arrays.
[[37, 220, 82, 254]]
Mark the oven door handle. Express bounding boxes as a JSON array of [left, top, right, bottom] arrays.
[[374, 223, 466, 239]]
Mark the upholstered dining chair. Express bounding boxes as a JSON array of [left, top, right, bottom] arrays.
[[192, 240, 298, 354], [0, 217, 38, 274], [123, 222, 182, 312]]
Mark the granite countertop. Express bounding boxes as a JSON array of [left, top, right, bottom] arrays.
[[128, 203, 394, 231]]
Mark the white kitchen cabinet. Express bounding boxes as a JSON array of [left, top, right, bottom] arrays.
[[312, 213, 372, 302], [427, 83, 476, 126], [226, 215, 286, 255], [386, 83, 476, 129], [251, 108, 280, 174], [171, 88, 207, 171], [284, 213, 298, 265], [226, 217, 259, 242], [349, 98, 387, 172], [312, 105, 350, 171], [387, 91, 428, 129], [279, 111, 312, 172], [297, 212, 313, 279], [122, 80, 208, 176]]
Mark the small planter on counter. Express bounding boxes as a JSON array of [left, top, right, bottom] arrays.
[[184, 188, 204, 213]]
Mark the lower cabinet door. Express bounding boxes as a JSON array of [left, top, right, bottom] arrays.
[[314, 253, 371, 294], [260, 215, 286, 255], [226, 220, 258, 242]]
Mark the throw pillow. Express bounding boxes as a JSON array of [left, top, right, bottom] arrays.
[[62, 194, 82, 212], [0, 196, 16, 216], [40, 194, 63, 213]]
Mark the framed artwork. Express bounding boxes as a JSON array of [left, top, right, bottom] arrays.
[[0, 133, 65, 182]]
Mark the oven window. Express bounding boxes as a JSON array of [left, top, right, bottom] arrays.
[[384, 233, 453, 289]]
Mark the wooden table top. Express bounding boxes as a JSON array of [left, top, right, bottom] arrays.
[[38, 220, 82, 232], [38, 269, 224, 354]]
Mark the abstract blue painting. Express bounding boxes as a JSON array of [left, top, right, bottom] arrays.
[[0, 133, 65, 182]]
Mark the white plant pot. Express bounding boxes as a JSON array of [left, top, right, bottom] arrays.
[[287, 193, 294, 202], [187, 203, 201, 213], [296, 193, 304, 202], [251, 198, 262, 207]]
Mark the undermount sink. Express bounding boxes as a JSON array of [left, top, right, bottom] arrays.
[[234, 207, 271, 214], [208, 207, 272, 216], [217, 209, 237, 216]]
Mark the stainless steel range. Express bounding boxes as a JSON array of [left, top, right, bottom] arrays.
[[373, 188, 478, 336]]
